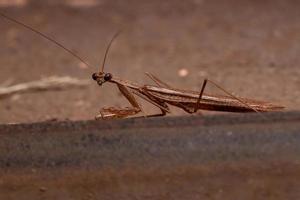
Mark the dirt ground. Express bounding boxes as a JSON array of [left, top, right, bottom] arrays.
[[0, 0, 299, 123]]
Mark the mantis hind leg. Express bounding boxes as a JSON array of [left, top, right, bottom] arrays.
[[193, 78, 260, 113], [194, 79, 207, 112]]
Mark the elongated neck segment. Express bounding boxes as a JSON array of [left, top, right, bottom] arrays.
[[110, 76, 140, 90]]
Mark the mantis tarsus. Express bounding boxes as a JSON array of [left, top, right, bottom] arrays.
[[0, 12, 284, 119]]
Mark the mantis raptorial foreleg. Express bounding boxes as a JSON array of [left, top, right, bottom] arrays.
[[97, 83, 169, 119], [96, 83, 142, 119]]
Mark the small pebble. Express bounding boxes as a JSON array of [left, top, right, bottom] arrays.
[[178, 68, 189, 77]]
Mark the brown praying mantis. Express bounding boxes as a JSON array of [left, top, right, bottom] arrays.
[[0, 12, 284, 119]]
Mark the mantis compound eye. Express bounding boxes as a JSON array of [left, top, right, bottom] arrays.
[[104, 73, 112, 81], [92, 73, 98, 81]]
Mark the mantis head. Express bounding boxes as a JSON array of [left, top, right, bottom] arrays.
[[92, 31, 121, 86], [92, 72, 112, 86]]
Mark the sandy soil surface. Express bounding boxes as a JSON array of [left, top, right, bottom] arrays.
[[0, 0, 299, 123]]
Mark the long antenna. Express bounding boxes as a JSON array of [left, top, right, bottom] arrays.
[[100, 30, 122, 73], [0, 12, 91, 68]]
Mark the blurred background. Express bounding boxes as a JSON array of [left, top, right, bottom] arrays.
[[0, 0, 299, 123]]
